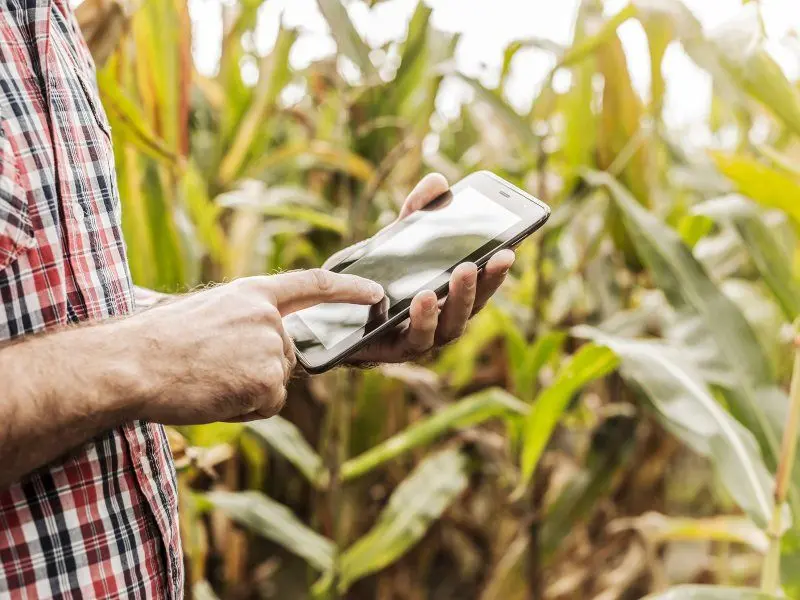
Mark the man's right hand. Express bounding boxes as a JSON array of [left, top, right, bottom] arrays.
[[120, 270, 383, 425]]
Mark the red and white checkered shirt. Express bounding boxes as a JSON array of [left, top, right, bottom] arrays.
[[0, 1, 183, 597]]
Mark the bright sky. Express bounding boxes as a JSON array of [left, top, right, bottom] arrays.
[[191, 0, 800, 141]]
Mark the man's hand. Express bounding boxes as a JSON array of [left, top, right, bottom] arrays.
[[328, 173, 515, 364], [126, 271, 383, 424], [0, 270, 381, 486]]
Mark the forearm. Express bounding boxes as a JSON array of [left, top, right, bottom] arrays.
[[0, 319, 150, 488]]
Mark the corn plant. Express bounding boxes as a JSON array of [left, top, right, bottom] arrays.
[[77, 0, 800, 598]]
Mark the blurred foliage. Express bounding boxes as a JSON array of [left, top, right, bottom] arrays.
[[78, 0, 800, 598]]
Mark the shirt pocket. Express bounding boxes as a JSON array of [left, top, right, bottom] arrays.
[[0, 125, 35, 270]]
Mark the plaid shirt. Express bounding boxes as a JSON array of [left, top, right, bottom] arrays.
[[0, 1, 182, 597]]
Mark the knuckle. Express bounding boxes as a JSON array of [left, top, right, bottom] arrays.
[[261, 301, 281, 323], [309, 268, 334, 294], [229, 277, 252, 293]]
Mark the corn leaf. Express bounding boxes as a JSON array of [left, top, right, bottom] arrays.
[[695, 195, 800, 321], [511, 331, 567, 402], [640, 6, 672, 119], [217, 27, 297, 186], [114, 132, 157, 287], [435, 307, 506, 388], [614, 513, 768, 553], [385, 1, 433, 114], [97, 70, 178, 165], [456, 74, 540, 151], [644, 586, 781, 600], [561, 0, 598, 181], [576, 327, 782, 529], [248, 140, 376, 182], [677, 214, 714, 249], [711, 152, 800, 229], [484, 415, 636, 599], [596, 27, 648, 203], [245, 417, 329, 489], [710, 5, 800, 137], [317, 0, 377, 80], [218, 181, 348, 234], [201, 490, 335, 573], [556, 4, 636, 69], [585, 170, 789, 469], [479, 534, 528, 600], [182, 161, 227, 265], [180, 423, 244, 448], [333, 448, 470, 594], [539, 414, 636, 557], [518, 343, 619, 493], [341, 388, 527, 481]]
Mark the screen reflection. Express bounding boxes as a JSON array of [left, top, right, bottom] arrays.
[[292, 186, 520, 350]]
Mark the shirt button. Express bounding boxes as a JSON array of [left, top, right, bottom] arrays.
[[73, 203, 84, 220]]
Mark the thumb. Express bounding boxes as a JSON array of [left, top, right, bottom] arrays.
[[399, 172, 449, 219], [264, 269, 384, 315]]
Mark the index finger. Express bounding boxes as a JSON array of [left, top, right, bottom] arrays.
[[264, 269, 384, 315]]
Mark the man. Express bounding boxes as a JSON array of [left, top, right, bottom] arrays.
[[0, 1, 516, 598]]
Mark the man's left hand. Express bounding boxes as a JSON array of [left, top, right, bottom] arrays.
[[330, 173, 516, 365]]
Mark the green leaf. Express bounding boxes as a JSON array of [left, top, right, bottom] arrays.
[[182, 161, 227, 265], [317, 0, 377, 80], [245, 416, 329, 489], [643, 586, 781, 600], [180, 423, 244, 448], [455, 74, 540, 152], [201, 490, 335, 572], [677, 213, 714, 249], [435, 307, 506, 388], [341, 388, 526, 481], [641, 5, 672, 119], [483, 415, 636, 599], [247, 140, 376, 182], [711, 152, 800, 229], [218, 26, 298, 186], [333, 448, 470, 594], [511, 331, 567, 402], [586, 170, 786, 465], [385, 1, 433, 113], [518, 343, 619, 492], [576, 327, 782, 529], [695, 195, 800, 321], [97, 69, 179, 166], [556, 4, 637, 69], [560, 0, 599, 188], [540, 414, 636, 557], [596, 25, 648, 203], [216, 186, 348, 235], [613, 513, 768, 553], [709, 5, 800, 137]]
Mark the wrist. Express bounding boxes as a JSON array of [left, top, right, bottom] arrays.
[[96, 316, 162, 421]]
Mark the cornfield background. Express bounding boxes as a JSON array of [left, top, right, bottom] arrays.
[[76, 0, 800, 598]]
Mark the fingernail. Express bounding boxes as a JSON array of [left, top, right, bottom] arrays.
[[422, 295, 436, 312], [370, 283, 384, 300]]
